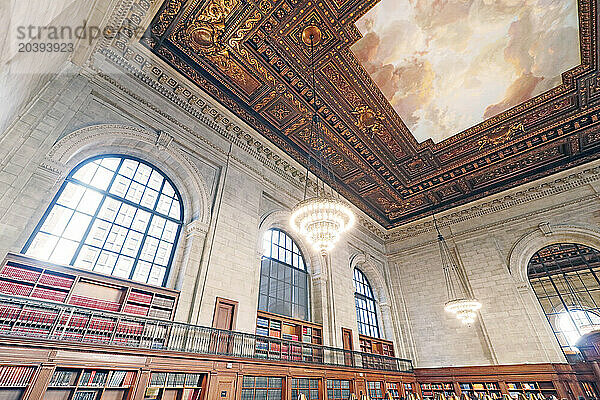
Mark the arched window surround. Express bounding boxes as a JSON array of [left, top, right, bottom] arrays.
[[353, 267, 381, 338], [22, 154, 184, 286]]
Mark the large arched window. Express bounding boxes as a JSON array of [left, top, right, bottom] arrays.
[[259, 229, 309, 320], [528, 243, 600, 356], [353, 268, 380, 338], [23, 155, 183, 286]]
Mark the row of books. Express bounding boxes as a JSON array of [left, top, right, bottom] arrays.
[[461, 384, 500, 391], [145, 387, 201, 400], [80, 371, 109, 387], [0, 264, 74, 289], [31, 287, 68, 302], [1, 265, 40, 283], [422, 383, 454, 391], [106, 371, 135, 387], [0, 366, 35, 387], [148, 309, 172, 319], [149, 373, 203, 387], [73, 390, 98, 400], [38, 274, 75, 289], [128, 291, 153, 305], [69, 295, 121, 312], [508, 393, 557, 400], [151, 296, 175, 309], [506, 383, 552, 391], [0, 281, 33, 297], [50, 370, 77, 386], [123, 304, 149, 316]]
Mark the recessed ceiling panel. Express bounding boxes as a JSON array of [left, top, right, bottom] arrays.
[[352, 0, 581, 143]]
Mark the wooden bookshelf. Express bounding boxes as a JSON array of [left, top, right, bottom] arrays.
[[0, 365, 36, 400], [421, 383, 456, 400], [255, 311, 323, 362], [0, 253, 179, 320], [143, 372, 206, 400], [505, 382, 558, 400], [580, 381, 599, 400], [359, 335, 395, 357], [458, 382, 502, 400], [45, 368, 136, 400]]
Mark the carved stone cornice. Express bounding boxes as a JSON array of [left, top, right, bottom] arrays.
[[386, 163, 600, 244], [185, 219, 209, 237]]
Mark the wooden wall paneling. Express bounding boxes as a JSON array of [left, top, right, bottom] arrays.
[[497, 381, 509, 396], [567, 379, 586, 400], [24, 364, 55, 400], [206, 373, 236, 400], [453, 381, 463, 397], [285, 376, 291, 400], [131, 370, 150, 400], [355, 378, 367, 398]]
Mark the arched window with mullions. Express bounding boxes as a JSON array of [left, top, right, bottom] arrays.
[[528, 243, 600, 357], [353, 268, 380, 338], [259, 229, 310, 321], [23, 155, 183, 286]]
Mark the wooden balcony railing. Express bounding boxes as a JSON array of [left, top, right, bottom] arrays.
[[0, 293, 413, 372]]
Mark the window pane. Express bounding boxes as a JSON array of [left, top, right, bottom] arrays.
[[72, 162, 98, 184], [57, 183, 85, 208], [119, 159, 138, 178], [110, 175, 130, 198], [63, 212, 92, 241], [27, 233, 58, 260], [140, 188, 159, 208], [90, 166, 113, 190], [49, 238, 78, 264], [41, 205, 73, 236], [85, 219, 111, 247], [78, 189, 103, 215]]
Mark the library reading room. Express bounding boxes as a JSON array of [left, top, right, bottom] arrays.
[[1, 0, 600, 399]]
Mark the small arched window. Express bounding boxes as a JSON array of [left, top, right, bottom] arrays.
[[353, 268, 380, 338], [260, 229, 309, 320], [23, 155, 183, 286], [528, 243, 600, 355]]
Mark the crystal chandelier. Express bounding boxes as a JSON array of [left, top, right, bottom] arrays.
[[433, 214, 481, 324], [290, 25, 354, 253]]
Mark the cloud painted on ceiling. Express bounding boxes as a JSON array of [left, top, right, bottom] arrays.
[[352, 0, 580, 143]]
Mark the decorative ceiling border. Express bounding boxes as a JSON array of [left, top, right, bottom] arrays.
[[385, 161, 600, 245]]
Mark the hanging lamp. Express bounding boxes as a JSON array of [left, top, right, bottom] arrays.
[[290, 25, 354, 253], [433, 214, 481, 324]]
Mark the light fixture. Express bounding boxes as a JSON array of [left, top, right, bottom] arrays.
[[290, 25, 354, 253], [433, 214, 481, 324]]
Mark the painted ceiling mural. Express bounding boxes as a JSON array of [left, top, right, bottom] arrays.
[[352, 0, 581, 143], [141, 0, 599, 228]]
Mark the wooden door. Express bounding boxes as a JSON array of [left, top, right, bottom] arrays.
[[211, 298, 238, 353], [342, 328, 354, 366]]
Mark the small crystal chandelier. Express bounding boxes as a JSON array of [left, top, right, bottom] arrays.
[[433, 214, 481, 324], [290, 25, 354, 253]]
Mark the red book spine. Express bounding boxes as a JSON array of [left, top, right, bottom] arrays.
[[87, 371, 96, 386]]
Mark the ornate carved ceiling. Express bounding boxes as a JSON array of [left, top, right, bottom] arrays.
[[142, 0, 600, 228]]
